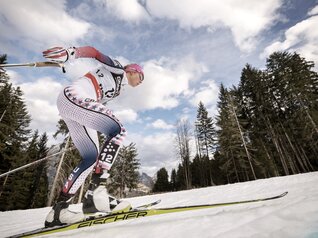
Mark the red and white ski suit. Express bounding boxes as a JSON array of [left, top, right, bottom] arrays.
[[57, 46, 126, 195]]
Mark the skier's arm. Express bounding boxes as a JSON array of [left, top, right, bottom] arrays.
[[73, 46, 115, 66], [43, 46, 117, 67]]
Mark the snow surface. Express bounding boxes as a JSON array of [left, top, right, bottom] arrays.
[[1, 172, 318, 238]]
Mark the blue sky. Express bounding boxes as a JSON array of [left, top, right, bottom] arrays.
[[1, 0, 318, 176]]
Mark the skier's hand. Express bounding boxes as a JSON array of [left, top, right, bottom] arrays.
[[42, 47, 76, 63], [43, 47, 68, 63]]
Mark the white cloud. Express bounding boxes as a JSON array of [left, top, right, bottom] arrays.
[[114, 56, 208, 111], [19, 77, 63, 104], [114, 108, 138, 124], [77, 0, 282, 53], [0, 0, 90, 57], [146, 0, 282, 52], [126, 131, 179, 176], [20, 78, 62, 132], [150, 119, 174, 130], [105, 0, 151, 23], [190, 80, 219, 108], [5, 70, 21, 85], [27, 99, 59, 125], [261, 14, 318, 67], [9, 73, 64, 144], [308, 5, 318, 16]]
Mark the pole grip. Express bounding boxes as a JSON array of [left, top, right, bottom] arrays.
[[0, 61, 65, 73], [34, 62, 63, 67]]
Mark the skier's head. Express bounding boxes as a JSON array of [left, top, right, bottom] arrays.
[[124, 63, 144, 87]]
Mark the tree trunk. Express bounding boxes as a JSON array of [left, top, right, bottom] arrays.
[[229, 96, 257, 180], [265, 117, 289, 175]]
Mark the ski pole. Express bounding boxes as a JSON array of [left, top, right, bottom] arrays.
[[0, 146, 74, 179], [0, 61, 66, 73]]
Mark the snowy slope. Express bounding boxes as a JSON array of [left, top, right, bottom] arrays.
[[1, 172, 318, 238]]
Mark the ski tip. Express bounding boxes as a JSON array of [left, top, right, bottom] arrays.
[[280, 191, 288, 197]]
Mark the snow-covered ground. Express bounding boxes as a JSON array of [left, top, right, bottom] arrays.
[[1, 172, 318, 238]]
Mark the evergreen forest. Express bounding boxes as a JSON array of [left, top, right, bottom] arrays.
[[153, 51, 318, 192]]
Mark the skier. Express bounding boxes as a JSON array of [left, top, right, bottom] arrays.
[[42, 46, 144, 227]]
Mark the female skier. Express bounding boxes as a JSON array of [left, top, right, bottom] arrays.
[[42, 46, 144, 227]]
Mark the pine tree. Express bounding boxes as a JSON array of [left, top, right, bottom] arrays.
[[0, 77, 31, 165], [228, 89, 257, 180], [0, 55, 11, 174], [153, 167, 170, 192], [195, 101, 216, 158], [53, 119, 69, 139], [0, 56, 32, 210], [170, 169, 178, 191], [19, 130, 40, 209], [175, 163, 187, 190], [209, 153, 226, 185], [29, 132, 49, 208], [190, 155, 201, 187], [216, 85, 240, 183], [194, 102, 217, 186], [235, 51, 318, 179], [109, 143, 140, 198], [265, 52, 318, 172], [0, 97, 31, 210], [239, 64, 281, 177], [215, 85, 255, 183]]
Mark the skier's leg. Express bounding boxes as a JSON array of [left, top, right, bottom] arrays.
[[81, 122, 130, 214], [82, 137, 132, 214], [57, 85, 127, 175], [45, 119, 99, 227], [60, 96, 130, 214], [47, 86, 130, 224], [61, 118, 99, 196]]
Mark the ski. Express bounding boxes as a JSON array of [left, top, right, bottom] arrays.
[[8, 192, 287, 238], [134, 199, 162, 209], [8, 199, 162, 238]]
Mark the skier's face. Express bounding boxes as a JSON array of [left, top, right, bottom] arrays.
[[127, 71, 143, 87]]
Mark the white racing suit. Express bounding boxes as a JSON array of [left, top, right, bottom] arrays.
[[57, 46, 127, 196]]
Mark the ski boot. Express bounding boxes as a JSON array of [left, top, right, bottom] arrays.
[[45, 193, 84, 228], [83, 172, 131, 215]]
